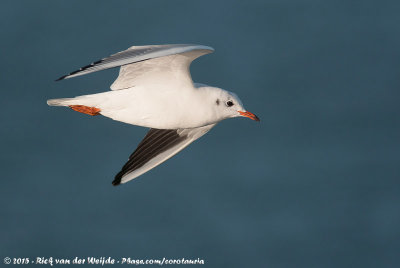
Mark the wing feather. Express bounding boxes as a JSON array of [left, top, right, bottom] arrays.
[[112, 124, 216, 185], [56, 44, 214, 86]]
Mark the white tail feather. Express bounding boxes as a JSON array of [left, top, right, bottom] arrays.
[[47, 98, 76, 106], [47, 94, 99, 107]]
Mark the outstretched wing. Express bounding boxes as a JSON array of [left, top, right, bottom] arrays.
[[112, 124, 216, 185], [56, 44, 214, 90]]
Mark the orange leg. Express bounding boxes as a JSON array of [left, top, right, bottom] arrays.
[[69, 105, 101, 116]]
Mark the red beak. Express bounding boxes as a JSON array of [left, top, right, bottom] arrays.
[[238, 111, 260, 122]]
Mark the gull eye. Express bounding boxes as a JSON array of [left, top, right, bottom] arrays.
[[226, 100, 234, 107]]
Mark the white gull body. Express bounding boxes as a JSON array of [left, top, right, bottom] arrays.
[[47, 44, 259, 185]]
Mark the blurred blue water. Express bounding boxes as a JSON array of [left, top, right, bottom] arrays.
[[1, 0, 399, 267]]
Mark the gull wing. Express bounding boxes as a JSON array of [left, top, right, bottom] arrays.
[[56, 44, 214, 90], [112, 124, 216, 185]]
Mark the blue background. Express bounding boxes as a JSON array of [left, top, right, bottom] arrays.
[[1, 0, 399, 267]]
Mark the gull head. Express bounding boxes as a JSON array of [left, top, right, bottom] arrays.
[[204, 87, 260, 122]]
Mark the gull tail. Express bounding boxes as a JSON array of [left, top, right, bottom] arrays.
[[47, 98, 76, 107], [47, 96, 102, 116]]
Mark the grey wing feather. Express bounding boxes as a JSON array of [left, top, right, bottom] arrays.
[[56, 44, 214, 81], [112, 124, 216, 185]]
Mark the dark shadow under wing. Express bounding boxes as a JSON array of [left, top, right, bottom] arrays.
[[112, 128, 187, 185]]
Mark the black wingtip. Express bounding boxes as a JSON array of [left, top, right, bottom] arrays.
[[112, 173, 123, 186], [55, 75, 67, 81], [112, 179, 121, 186], [112, 180, 121, 186]]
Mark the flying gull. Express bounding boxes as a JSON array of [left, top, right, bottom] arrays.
[[47, 44, 259, 185]]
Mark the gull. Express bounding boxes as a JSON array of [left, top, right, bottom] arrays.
[[47, 44, 259, 185]]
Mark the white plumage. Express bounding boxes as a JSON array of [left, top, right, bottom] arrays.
[[48, 44, 259, 185]]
